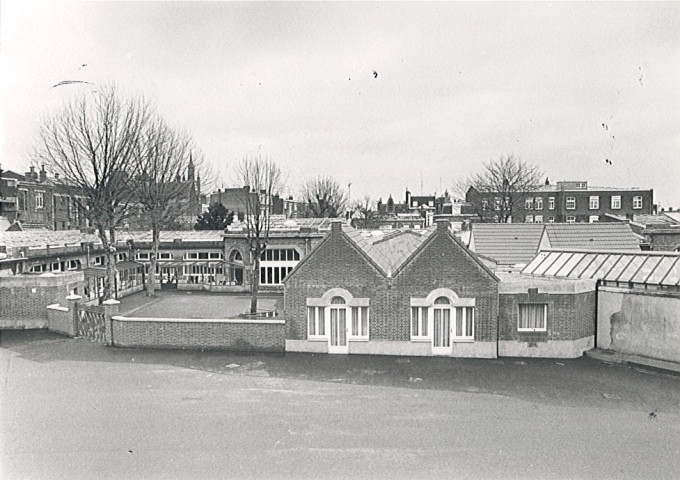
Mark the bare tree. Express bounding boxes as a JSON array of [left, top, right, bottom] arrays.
[[135, 119, 197, 297], [234, 153, 283, 314], [350, 195, 376, 228], [34, 85, 152, 300], [301, 175, 347, 218], [457, 155, 543, 223]]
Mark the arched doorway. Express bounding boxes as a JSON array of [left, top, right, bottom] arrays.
[[432, 296, 452, 355], [328, 296, 348, 354], [229, 250, 244, 285]]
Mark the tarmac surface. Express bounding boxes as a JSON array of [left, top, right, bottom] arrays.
[[1, 330, 680, 479]]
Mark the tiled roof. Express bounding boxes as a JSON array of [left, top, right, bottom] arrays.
[[470, 224, 545, 265], [342, 226, 434, 276], [0, 230, 100, 248], [121, 230, 224, 242], [543, 223, 640, 251], [522, 250, 680, 287], [662, 212, 680, 224]]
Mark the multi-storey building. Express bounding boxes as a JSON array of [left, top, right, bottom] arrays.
[[1, 161, 201, 231], [466, 181, 654, 224]]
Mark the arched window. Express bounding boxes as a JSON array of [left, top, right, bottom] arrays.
[[330, 296, 346, 304], [307, 289, 370, 346], [410, 290, 475, 344], [434, 296, 450, 305]]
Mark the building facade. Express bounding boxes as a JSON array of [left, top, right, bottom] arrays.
[[466, 181, 654, 224]]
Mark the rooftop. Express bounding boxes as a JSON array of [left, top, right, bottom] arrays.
[[522, 249, 680, 287], [342, 226, 435, 277], [470, 223, 545, 266], [542, 223, 640, 251]]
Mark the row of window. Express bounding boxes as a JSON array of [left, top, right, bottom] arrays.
[[30, 259, 80, 273], [260, 248, 300, 262], [135, 252, 173, 261], [306, 297, 548, 341], [525, 215, 601, 223], [523, 195, 643, 211]]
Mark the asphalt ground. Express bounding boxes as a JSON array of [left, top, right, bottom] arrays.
[[2, 330, 680, 479], [117, 290, 281, 318]]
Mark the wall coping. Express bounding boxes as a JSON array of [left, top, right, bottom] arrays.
[[46, 303, 69, 312], [111, 315, 285, 325], [102, 299, 121, 305]]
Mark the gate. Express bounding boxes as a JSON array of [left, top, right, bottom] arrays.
[[75, 304, 107, 342]]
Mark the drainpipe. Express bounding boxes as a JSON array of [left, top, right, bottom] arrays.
[[594, 279, 600, 349]]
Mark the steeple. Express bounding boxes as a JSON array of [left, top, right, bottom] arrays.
[[187, 153, 195, 182]]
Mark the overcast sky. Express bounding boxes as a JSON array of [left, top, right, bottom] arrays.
[[1, 1, 679, 207]]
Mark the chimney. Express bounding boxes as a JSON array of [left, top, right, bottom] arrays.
[[39, 165, 47, 183], [331, 219, 343, 234]]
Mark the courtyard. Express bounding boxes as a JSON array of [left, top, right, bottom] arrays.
[[118, 290, 282, 319], [1, 329, 679, 479]]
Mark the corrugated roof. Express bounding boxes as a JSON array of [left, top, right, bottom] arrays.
[[342, 226, 434, 276], [543, 223, 640, 251], [121, 230, 224, 242], [522, 249, 680, 287], [470, 224, 545, 265]]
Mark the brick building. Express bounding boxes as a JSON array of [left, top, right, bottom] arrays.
[[284, 220, 599, 358], [466, 181, 654, 224]]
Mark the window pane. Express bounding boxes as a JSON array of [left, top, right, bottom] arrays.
[[293, 250, 300, 261], [352, 307, 359, 336], [330, 296, 346, 304], [361, 307, 368, 337], [466, 307, 474, 337], [318, 308, 325, 336], [434, 296, 450, 305], [433, 309, 441, 346], [519, 304, 546, 330], [421, 308, 428, 336], [273, 267, 280, 284], [308, 307, 316, 335], [443, 309, 450, 347], [455, 308, 463, 336], [339, 309, 346, 346], [411, 307, 418, 336]]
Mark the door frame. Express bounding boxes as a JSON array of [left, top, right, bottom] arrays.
[[328, 305, 349, 354]]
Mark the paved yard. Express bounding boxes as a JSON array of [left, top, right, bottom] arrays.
[[1, 330, 679, 479], [118, 290, 281, 318]]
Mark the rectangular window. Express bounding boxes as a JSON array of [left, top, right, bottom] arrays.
[[30, 264, 48, 273], [589, 215, 599, 223], [184, 252, 199, 260], [525, 198, 534, 210], [35, 191, 44, 209], [611, 195, 621, 209], [410, 306, 429, 339], [67, 260, 79, 270], [307, 306, 326, 337], [534, 215, 543, 224], [453, 307, 474, 340], [18, 189, 28, 211], [589, 196, 599, 210], [576, 182, 587, 189], [209, 252, 223, 260], [481, 198, 488, 211], [566, 216, 576, 224], [518, 304, 547, 331], [633, 196, 643, 209], [198, 252, 209, 260], [548, 197, 555, 210], [135, 253, 150, 261], [94, 256, 104, 266], [158, 252, 172, 260], [525, 215, 533, 223], [535, 197, 543, 210], [548, 216, 555, 223], [566, 197, 576, 210], [351, 306, 369, 339], [117, 253, 126, 261], [494, 197, 501, 211]]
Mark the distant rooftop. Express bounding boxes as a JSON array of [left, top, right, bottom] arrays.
[[470, 224, 546, 266], [542, 223, 640, 251]]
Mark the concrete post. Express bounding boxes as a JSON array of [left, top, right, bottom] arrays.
[[66, 294, 82, 337], [102, 299, 120, 346]]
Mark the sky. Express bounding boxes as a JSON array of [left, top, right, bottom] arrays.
[[1, 1, 679, 207]]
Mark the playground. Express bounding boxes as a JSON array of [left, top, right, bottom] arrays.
[[118, 290, 281, 319]]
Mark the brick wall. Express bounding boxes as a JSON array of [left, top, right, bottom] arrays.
[[499, 290, 596, 342], [284, 226, 499, 346], [111, 317, 285, 352], [284, 233, 385, 341], [0, 272, 83, 328], [393, 232, 499, 342]]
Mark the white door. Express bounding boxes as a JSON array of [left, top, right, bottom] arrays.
[[432, 307, 451, 355], [328, 307, 348, 354]]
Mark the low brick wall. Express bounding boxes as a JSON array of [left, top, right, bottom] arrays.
[[110, 316, 285, 352], [46, 303, 74, 336]]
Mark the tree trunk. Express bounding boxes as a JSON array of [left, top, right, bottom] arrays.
[[147, 225, 159, 297], [250, 251, 260, 314]]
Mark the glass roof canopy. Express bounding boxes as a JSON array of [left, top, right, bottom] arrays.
[[522, 250, 680, 287]]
